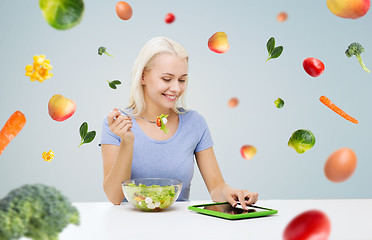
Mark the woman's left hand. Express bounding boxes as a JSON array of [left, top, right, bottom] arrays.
[[212, 185, 259, 210]]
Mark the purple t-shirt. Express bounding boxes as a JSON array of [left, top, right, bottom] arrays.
[[99, 108, 214, 201]]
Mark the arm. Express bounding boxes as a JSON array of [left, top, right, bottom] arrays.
[[102, 142, 133, 205], [101, 109, 134, 205], [195, 147, 259, 210]]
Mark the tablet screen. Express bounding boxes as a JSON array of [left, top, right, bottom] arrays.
[[201, 203, 267, 215]]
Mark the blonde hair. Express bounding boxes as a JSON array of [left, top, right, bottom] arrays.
[[127, 36, 189, 115]]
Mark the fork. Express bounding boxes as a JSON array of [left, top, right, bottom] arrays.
[[118, 108, 156, 124]]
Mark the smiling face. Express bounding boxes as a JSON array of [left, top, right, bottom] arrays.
[[141, 53, 188, 112]]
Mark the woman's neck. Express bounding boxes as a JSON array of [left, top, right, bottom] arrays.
[[138, 107, 174, 122]]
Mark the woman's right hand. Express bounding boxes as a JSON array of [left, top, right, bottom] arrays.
[[107, 109, 134, 144]]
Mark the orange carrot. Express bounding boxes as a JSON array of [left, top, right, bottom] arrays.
[[319, 96, 358, 124], [0, 111, 27, 156]]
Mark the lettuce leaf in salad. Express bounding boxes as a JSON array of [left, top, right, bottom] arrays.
[[158, 114, 169, 134]]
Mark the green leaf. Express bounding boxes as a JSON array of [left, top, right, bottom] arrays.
[[160, 126, 169, 134], [79, 122, 88, 139], [108, 82, 117, 89], [266, 37, 275, 55], [111, 80, 121, 85], [270, 46, 283, 59], [83, 131, 96, 144], [108, 80, 121, 89]]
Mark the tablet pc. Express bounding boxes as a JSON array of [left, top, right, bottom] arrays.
[[188, 202, 278, 220]]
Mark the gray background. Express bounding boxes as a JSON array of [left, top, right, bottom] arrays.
[[0, 0, 371, 201]]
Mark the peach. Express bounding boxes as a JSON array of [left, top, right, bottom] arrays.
[[208, 32, 230, 54], [240, 145, 257, 160], [327, 0, 370, 19], [48, 94, 76, 122]]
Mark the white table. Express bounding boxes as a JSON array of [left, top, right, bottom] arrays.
[[57, 200, 372, 240]]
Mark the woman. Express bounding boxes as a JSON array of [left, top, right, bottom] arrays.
[[100, 36, 258, 210]]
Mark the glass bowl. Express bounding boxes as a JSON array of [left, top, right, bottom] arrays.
[[122, 178, 182, 211]]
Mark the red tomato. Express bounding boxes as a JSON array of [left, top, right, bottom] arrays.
[[303, 57, 325, 77], [283, 210, 331, 240], [165, 13, 175, 24], [156, 118, 161, 127], [115, 1, 133, 21]]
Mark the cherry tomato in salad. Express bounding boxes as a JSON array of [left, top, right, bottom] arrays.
[[165, 13, 175, 24], [303, 57, 325, 77], [156, 117, 161, 127], [283, 210, 331, 240]]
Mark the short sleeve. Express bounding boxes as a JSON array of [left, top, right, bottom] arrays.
[[194, 115, 214, 153], [99, 114, 121, 146]]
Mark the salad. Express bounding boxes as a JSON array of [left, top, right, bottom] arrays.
[[156, 114, 169, 134], [124, 183, 176, 211]]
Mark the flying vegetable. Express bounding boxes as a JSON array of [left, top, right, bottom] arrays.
[[345, 42, 370, 73], [274, 98, 284, 108], [98, 46, 114, 57], [0, 184, 79, 240], [288, 129, 316, 154], [39, 0, 84, 30]]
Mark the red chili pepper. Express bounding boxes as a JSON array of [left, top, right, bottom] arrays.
[[156, 117, 161, 127], [303, 57, 325, 77]]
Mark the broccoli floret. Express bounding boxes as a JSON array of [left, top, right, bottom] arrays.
[[98, 46, 114, 57], [345, 42, 370, 73], [0, 210, 25, 239], [0, 184, 79, 240]]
